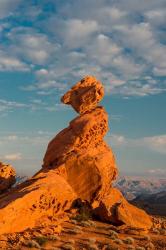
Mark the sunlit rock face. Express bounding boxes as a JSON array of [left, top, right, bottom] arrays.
[[93, 188, 152, 230], [0, 75, 152, 235], [0, 162, 16, 193], [43, 75, 152, 229], [43, 76, 118, 204], [0, 170, 76, 234], [61, 75, 104, 114]]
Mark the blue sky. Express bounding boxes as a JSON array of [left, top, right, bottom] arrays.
[[0, 0, 166, 177]]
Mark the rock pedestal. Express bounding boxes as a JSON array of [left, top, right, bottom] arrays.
[[0, 75, 152, 234], [43, 75, 152, 229]]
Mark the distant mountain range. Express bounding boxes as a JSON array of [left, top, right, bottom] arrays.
[[132, 191, 166, 216], [115, 176, 166, 216], [15, 176, 28, 185], [115, 176, 166, 200]]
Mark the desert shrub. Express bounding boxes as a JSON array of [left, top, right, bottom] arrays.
[[80, 220, 91, 227], [63, 244, 75, 250], [109, 235, 117, 240], [88, 244, 98, 250], [113, 239, 123, 245], [88, 238, 96, 244], [152, 228, 159, 234], [104, 244, 119, 250], [67, 239, 75, 244], [141, 235, 151, 241], [159, 228, 166, 235], [89, 220, 96, 227], [35, 236, 48, 246], [75, 225, 82, 230], [127, 246, 135, 250], [135, 247, 145, 250], [123, 237, 135, 244], [66, 228, 81, 234], [71, 219, 78, 225], [109, 230, 118, 238], [48, 235, 60, 241], [73, 207, 92, 222], [24, 240, 40, 248], [145, 242, 155, 249]]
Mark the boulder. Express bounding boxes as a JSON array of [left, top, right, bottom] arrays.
[[61, 75, 104, 114], [0, 170, 76, 234], [93, 188, 152, 229], [0, 162, 16, 193]]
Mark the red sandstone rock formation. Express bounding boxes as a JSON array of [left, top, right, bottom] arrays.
[[43, 75, 152, 229], [43, 106, 118, 203], [0, 170, 76, 234], [93, 188, 152, 229], [0, 75, 152, 234], [61, 75, 104, 114], [0, 162, 16, 193]]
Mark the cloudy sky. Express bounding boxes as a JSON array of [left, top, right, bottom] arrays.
[[0, 0, 166, 177]]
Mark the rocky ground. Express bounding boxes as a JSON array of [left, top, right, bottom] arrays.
[[0, 213, 165, 250]]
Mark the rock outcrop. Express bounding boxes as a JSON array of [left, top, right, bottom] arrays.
[[43, 106, 118, 203], [0, 162, 16, 193], [93, 188, 152, 229], [43, 75, 152, 229], [0, 75, 152, 235], [0, 170, 76, 234]]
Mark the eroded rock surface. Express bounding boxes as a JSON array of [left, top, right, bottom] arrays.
[[43, 106, 118, 203], [0, 162, 16, 193], [0, 170, 76, 234], [0, 75, 152, 235], [61, 75, 104, 114]]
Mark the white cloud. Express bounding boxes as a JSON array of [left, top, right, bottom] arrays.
[[112, 81, 166, 97], [114, 22, 166, 76], [0, 50, 29, 71], [143, 135, 166, 154], [0, 0, 165, 96], [0, 98, 67, 115], [86, 34, 121, 65], [49, 18, 98, 49], [6, 135, 18, 141], [109, 134, 126, 146], [0, 99, 28, 113], [7, 28, 59, 65], [65, 19, 98, 47], [146, 168, 166, 175], [153, 67, 166, 77], [0, 0, 21, 19], [0, 131, 55, 175], [145, 9, 166, 26], [4, 153, 22, 161], [107, 134, 166, 154]]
